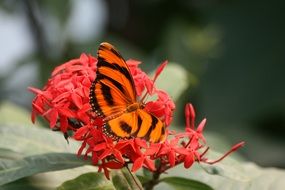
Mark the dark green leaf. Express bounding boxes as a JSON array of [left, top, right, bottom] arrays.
[[161, 176, 214, 190], [0, 153, 91, 186], [142, 167, 152, 179], [57, 172, 114, 190], [111, 167, 143, 190], [0, 178, 42, 190], [136, 175, 150, 185]]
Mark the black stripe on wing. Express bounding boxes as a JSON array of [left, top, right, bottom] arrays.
[[89, 81, 104, 116], [96, 72, 125, 95], [97, 57, 136, 102], [131, 113, 142, 138], [97, 58, 134, 86], [144, 114, 159, 141], [119, 121, 132, 134]]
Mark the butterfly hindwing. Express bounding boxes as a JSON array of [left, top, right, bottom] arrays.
[[103, 109, 165, 143], [136, 109, 166, 143], [104, 111, 138, 139]]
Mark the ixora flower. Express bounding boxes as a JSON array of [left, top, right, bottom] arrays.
[[29, 52, 244, 180]]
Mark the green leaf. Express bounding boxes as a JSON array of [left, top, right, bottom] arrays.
[[0, 153, 91, 186], [111, 167, 143, 190], [0, 102, 32, 125], [155, 161, 285, 190], [0, 166, 97, 190], [160, 176, 214, 190], [198, 150, 250, 182], [150, 63, 190, 102], [199, 162, 249, 182], [0, 124, 80, 156], [57, 172, 114, 190], [0, 148, 23, 160]]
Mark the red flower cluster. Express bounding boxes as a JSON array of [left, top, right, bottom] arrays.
[[30, 53, 244, 179], [29, 54, 96, 133]]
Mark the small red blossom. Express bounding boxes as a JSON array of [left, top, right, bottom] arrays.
[[30, 53, 243, 179]]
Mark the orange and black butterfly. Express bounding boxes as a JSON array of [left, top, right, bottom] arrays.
[[89, 42, 166, 143]]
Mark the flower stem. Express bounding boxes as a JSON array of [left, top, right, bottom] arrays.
[[125, 165, 143, 190], [143, 164, 162, 190]]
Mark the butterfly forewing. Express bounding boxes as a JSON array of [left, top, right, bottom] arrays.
[[97, 43, 136, 101], [90, 42, 136, 117]]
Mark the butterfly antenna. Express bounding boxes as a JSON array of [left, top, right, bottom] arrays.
[[140, 90, 149, 104]]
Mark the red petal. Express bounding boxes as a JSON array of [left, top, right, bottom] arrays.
[[165, 114, 173, 126], [98, 149, 112, 160], [73, 125, 89, 140], [69, 65, 85, 72], [75, 87, 85, 97], [28, 87, 43, 95], [82, 77, 91, 87], [184, 154, 194, 168], [175, 147, 188, 155], [115, 140, 130, 150], [92, 153, 99, 165], [197, 118, 207, 133], [169, 150, 176, 167], [103, 168, 110, 180], [126, 59, 141, 66], [157, 143, 171, 155], [77, 141, 87, 156], [71, 93, 83, 109], [113, 149, 124, 164], [135, 138, 147, 148], [32, 102, 44, 114], [145, 79, 154, 95], [153, 60, 168, 82], [132, 157, 144, 172], [145, 144, 160, 155], [31, 109, 37, 123], [49, 109, 58, 128], [80, 53, 89, 62], [59, 116, 68, 132], [231, 141, 245, 151], [52, 92, 70, 103], [135, 82, 145, 96], [93, 142, 107, 151], [58, 108, 75, 118], [105, 161, 124, 169], [185, 103, 195, 129], [144, 158, 156, 171]]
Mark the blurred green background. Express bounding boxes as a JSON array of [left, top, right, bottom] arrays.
[[0, 0, 284, 169]]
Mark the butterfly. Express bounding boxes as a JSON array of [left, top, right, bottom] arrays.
[[89, 42, 166, 143]]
